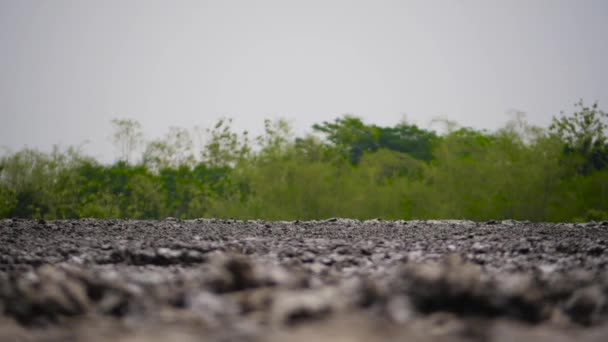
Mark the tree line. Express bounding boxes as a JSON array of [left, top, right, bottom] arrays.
[[1, 100, 607, 222]]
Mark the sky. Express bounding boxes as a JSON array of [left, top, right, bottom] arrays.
[[1, 0, 607, 163]]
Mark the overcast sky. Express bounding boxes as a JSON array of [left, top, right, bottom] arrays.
[[1, 0, 607, 162]]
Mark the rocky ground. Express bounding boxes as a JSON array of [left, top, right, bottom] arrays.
[[1, 218, 608, 341]]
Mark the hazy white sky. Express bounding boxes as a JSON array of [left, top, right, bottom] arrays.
[[1, 0, 607, 162]]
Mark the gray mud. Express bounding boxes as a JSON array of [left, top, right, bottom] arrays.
[[1, 218, 608, 341]]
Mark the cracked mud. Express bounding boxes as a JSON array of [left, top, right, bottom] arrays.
[[1, 218, 608, 341]]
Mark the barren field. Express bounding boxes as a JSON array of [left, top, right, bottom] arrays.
[[1, 218, 608, 341]]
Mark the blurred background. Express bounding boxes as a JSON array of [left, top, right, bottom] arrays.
[[1, 1, 607, 221]]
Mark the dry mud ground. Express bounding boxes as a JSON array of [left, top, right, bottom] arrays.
[[1, 219, 608, 341]]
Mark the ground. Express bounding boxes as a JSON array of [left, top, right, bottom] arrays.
[[1, 218, 608, 341]]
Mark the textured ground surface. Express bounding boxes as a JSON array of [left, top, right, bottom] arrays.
[[1, 218, 608, 341]]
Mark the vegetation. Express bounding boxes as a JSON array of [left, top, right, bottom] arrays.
[[1, 101, 607, 222]]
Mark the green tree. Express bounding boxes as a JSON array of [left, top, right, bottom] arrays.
[[313, 115, 438, 164], [313, 115, 379, 164], [550, 100, 608, 174], [201, 118, 250, 168]]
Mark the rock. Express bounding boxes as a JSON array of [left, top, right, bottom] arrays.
[[587, 245, 605, 256]]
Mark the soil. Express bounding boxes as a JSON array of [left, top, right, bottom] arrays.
[[1, 218, 608, 341]]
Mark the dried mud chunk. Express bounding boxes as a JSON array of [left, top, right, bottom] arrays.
[[233, 287, 275, 316], [128, 249, 158, 265], [400, 255, 551, 322], [355, 278, 385, 308], [207, 254, 303, 295], [587, 245, 605, 256], [64, 267, 140, 317], [564, 286, 606, 326], [556, 242, 580, 254], [96, 291, 131, 316], [189, 291, 240, 328], [4, 265, 90, 324], [471, 242, 489, 254], [182, 250, 206, 263], [207, 254, 259, 293], [385, 295, 414, 323], [491, 273, 548, 323], [400, 254, 491, 315], [271, 289, 335, 325]]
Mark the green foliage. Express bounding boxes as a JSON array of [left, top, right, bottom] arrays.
[[201, 118, 250, 168], [143, 127, 196, 171], [77, 192, 121, 219], [419, 118, 564, 221], [550, 100, 608, 174], [0, 183, 16, 217], [312, 115, 438, 164], [1, 103, 607, 222], [313, 116, 379, 164]]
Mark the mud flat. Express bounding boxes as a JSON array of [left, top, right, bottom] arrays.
[[1, 218, 608, 341]]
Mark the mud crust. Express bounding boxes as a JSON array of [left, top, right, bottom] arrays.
[[1, 218, 608, 341]]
